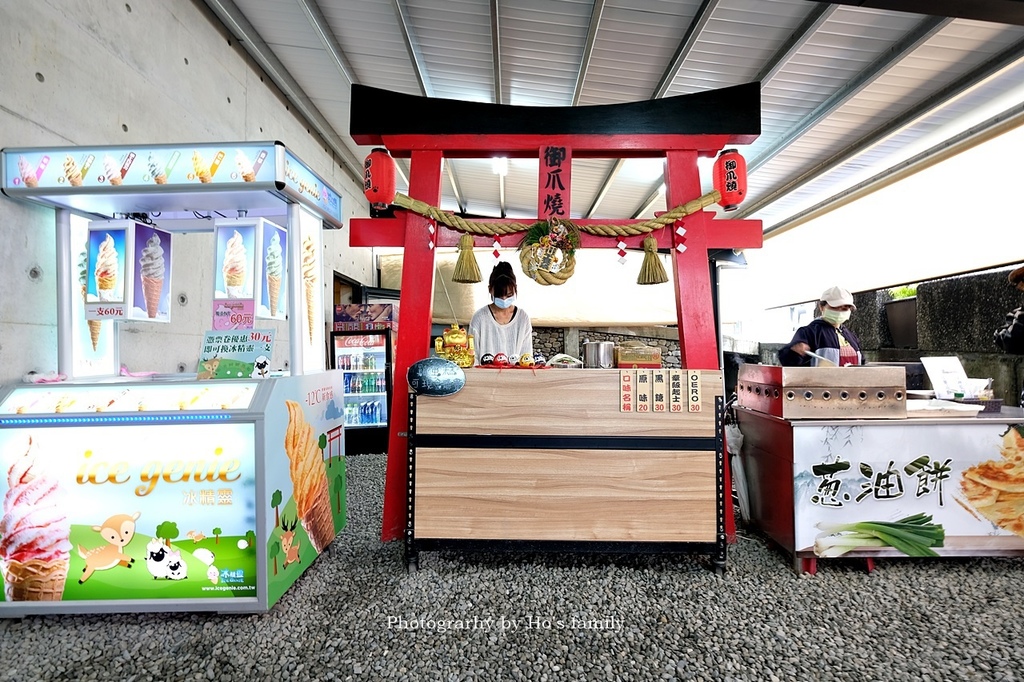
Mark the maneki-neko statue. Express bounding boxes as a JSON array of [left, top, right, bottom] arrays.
[[434, 323, 475, 368]]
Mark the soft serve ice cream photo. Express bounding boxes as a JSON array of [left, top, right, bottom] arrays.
[[146, 152, 167, 184], [17, 155, 37, 188], [136, 227, 169, 320], [93, 232, 122, 302], [77, 248, 102, 350], [264, 229, 285, 317], [236, 150, 256, 182], [0, 437, 72, 602], [220, 228, 252, 299]]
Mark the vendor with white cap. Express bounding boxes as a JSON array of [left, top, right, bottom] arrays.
[[778, 286, 864, 367]]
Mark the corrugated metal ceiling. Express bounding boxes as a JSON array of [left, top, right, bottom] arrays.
[[203, 0, 1024, 232]]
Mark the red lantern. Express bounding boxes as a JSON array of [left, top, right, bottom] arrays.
[[363, 148, 396, 207], [713, 149, 747, 211]]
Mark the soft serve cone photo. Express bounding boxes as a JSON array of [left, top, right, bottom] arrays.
[[268, 275, 281, 316], [1, 557, 68, 602], [142, 277, 163, 318]]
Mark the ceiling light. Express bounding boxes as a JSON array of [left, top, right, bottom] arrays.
[[491, 157, 508, 177]]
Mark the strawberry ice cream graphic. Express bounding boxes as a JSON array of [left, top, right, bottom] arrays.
[[222, 230, 248, 298], [17, 156, 37, 188], [0, 437, 72, 601]]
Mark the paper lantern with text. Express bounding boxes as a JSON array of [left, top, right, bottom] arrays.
[[713, 149, 747, 211], [363, 148, 396, 207]]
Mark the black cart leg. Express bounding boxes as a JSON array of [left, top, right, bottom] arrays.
[[404, 530, 419, 572], [712, 532, 727, 575]]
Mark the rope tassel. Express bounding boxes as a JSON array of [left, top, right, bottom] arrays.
[[637, 235, 669, 285], [452, 233, 482, 283]]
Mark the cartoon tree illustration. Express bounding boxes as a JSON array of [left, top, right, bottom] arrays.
[[333, 473, 344, 512], [271, 490, 282, 528], [245, 529, 256, 548], [319, 433, 327, 465], [269, 539, 280, 576], [155, 521, 180, 547], [212, 527, 223, 544]]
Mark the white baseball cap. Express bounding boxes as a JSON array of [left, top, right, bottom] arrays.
[[820, 285, 856, 311]]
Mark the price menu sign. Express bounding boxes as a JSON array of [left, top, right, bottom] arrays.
[[620, 370, 698, 414]]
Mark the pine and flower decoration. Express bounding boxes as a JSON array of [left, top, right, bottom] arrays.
[[517, 218, 581, 285]]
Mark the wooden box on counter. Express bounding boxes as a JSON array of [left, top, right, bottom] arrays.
[[737, 364, 907, 420]]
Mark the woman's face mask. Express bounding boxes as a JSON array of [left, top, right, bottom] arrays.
[[493, 294, 516, 309], [821, 307, 851, 326]]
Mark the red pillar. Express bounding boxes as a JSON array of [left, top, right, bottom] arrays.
[[665, 150, 736, 541], [381, 150, 443, 541], [664, 150, 718, 370]]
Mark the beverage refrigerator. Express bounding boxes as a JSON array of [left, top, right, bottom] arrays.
[[330, 327, 394, 454]]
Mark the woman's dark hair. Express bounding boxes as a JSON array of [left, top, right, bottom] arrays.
[[488, 261, 517, 298]]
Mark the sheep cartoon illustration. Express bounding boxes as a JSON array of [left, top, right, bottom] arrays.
[[193, 548, 219, 584], [165, 549, 187, 580], [145, 538, 171, 579]]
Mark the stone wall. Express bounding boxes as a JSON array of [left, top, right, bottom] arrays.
[[533, 327, 682, 368], [532, 327, 564, 362]]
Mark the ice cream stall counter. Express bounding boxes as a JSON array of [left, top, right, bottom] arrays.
[[0, 371, 346, 616]]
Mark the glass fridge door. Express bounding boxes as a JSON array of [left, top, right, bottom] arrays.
[[331, 331, 390, 429]]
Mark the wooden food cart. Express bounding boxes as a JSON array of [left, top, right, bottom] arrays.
[[407, 368, 726, 570], [347, 82, 764, 560]]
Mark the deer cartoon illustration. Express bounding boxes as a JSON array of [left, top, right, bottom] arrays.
[[77, 511, 141, 584], [280, 516, 301, 569], [186, 530, 206, 543]]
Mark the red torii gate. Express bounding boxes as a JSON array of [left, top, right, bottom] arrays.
[[349, 84, 763, 541]]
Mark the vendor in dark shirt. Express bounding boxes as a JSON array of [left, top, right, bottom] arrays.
[[778, 286, 864, 367]]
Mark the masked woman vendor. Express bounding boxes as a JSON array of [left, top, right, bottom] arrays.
[[469, 261, 533, 363], [778, 286, 863, 367]]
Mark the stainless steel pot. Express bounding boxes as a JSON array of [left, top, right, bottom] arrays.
[[582, 341, 615, 369]]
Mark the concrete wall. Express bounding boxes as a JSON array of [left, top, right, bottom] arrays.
[[0, 0, 374, 384]]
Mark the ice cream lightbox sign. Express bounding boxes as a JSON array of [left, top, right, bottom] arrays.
[[212, 218, 287, 331], [0, 423, 258, 605], [84, 219, 172, 324]]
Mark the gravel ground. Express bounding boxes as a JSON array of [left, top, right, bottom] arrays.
[[2, 453, 1024, 681]]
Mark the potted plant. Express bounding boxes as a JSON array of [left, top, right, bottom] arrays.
[[885, 284, 918, 348]]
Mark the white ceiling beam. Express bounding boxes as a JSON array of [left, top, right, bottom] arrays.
[[201, 0, 363, 185]]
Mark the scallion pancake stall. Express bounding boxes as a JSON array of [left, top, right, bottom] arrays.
[[735, 364, 1024, 574]]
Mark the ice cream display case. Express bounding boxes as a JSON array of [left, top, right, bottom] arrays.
[[0, 371, 346, 617]]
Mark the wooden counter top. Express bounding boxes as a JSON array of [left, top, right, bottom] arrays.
[[414, 367, 723, 438]]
